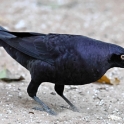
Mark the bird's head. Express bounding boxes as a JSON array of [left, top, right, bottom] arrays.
[[109, 44, 124, 68]]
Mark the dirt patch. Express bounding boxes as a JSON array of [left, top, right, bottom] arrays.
[[0, 0, 124, 123]]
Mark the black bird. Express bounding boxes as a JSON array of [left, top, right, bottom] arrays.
[[0, 26, 124, 115]]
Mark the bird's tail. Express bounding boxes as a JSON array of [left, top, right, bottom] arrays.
[[0, 26, 43, 39], [0, 26, 8, 31], [0, 26, 16, 40]]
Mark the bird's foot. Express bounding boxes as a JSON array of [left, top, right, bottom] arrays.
[[61, 95, 79, 112], [33, 107, 43, 111], [70, 105, 79, 112], [32, 96, 57, 115], [60, 105, 79, 112], [33, 107, 56, 115]]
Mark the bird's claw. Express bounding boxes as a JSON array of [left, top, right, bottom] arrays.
[[32, 96, 57, 115], [70, 106, 79, 112], [33, 107, 57, 115], [33, 107, 44, 111]]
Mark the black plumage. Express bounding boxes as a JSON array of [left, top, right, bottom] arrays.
[[0, 26, 124, 115]]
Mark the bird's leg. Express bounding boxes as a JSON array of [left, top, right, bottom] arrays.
[[32, 96, 56, 115], [54, 84, 79, 112], [27, 79, 56, 115]]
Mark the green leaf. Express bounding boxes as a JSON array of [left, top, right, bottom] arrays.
[[0, 68, 24, 82]]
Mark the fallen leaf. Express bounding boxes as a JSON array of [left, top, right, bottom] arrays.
[[97, 75, 120, 85], [110, 77, 120, 85], [97, 75, 110, 84], [0, 68, 24, 82]]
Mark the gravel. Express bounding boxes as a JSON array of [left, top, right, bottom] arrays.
[[0, 0, 124, 123]]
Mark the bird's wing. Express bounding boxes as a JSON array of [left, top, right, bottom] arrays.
[[1, 31, 58, 65]]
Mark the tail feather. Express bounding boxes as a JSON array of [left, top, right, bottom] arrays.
[[0, 26, 44, 38], [0, 26, 8, 31], [0, 26, 16, 39]]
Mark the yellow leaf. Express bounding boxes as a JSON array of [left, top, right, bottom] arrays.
[[97, 75, 120, 85], [97, 75, 111, 84]]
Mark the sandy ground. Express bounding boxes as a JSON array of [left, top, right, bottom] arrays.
[[0, 0, 124, 123]]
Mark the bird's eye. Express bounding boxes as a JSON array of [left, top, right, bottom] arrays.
[[121, 55, 124, 60]]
